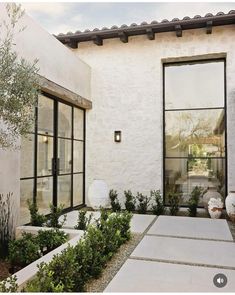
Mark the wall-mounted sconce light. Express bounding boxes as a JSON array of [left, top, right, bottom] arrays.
[[114, 130, 121, 143], [43, 132, 48, 144]]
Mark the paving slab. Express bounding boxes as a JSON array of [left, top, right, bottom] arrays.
[[104, 259, 235, 292], [131, 235, 235, 269], [61, 210, 155, 233], [130, 214, 156, 233], [148, 215, 233, 241]]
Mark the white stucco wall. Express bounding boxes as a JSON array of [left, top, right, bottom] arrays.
[[74, 25, 235, 205], [0, 3, 91, 99], [0, 4, 91, 226]]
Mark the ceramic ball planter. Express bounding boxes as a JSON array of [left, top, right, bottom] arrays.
[[88, 179, 109, 209], [225, 191, 235, 222], [202, 186, 222, 210], [208, 198, 223, 219]]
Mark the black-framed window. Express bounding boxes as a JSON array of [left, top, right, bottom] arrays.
[[163, 59, 226, 207], [20, 93, 85, 224]]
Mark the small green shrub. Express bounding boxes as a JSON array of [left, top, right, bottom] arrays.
[[27, 199, 46, 226], [46, 203, 67, 228], [74, 210, 92, 230], [109, 189, 121, 212], [188, 186, 202, 217], [168, 192, 181, 216], [8, 232, 41, 268], [25, 212, 133, 292], [0, 275, 18, 292], [124, 190, 136, 212], [136, 192, 150, 214], [24, 262, 65, 292], [151, 190, 165, 215], [37, 229, 68, 254]]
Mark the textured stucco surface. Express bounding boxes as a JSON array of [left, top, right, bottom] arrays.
[[74, 25, 235, 205]]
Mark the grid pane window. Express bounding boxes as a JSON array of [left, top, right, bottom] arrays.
[[164, 60, 226, 206], [20, 94, 85, 224]]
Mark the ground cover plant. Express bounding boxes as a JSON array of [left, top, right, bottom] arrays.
[[23, 211, 132, 292]]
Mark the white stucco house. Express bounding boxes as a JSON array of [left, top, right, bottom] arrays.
[[0, 4, 235, 225]]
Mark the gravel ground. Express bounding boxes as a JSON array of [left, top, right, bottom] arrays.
[[85, 233, 143, 292]]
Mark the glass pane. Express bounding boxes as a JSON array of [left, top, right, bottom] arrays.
[[74, 141, 83, 173], [38, 94, 54, 135], [165, 109, 225, 158], [20, 134, 34, 178], [20, 179, 34, 224], [73, 174, 83, 206], [37, 176, 53, 215], [58, 103, 72, 138], [37, 135, 53, 176], [58, 175, 71, 208], [74, 108, 84, 140], [165, 158, 226, 206], [58, 139, 72, 174], [165, 61, 224, 109]]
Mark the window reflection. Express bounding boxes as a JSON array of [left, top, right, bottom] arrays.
[[165, 109, 225, 158], [58, 103, 72, 138], [165, 158, 226, 206], [38, 95, 54, 135], [164, 60, 226, 207]]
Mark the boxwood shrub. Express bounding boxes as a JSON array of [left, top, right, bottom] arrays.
[[24, 211, 132, 292]]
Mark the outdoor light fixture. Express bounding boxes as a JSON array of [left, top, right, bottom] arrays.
[[114, 131, 121, 142], [43, 132, 48, 144]]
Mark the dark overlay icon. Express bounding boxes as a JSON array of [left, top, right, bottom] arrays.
[[213, 273, 227, 288]]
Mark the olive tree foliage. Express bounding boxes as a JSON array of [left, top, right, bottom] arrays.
[[0, 3, 39, 149]]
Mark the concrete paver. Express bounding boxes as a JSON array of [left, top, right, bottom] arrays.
[[104, 259, 235, 292], [131, 235, 235, 269], [147, 216, 233, 241]]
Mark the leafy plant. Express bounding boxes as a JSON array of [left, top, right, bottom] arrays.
[[27, 199, 46, 226], [46, 203, 67, 228], [74, 210, 92, 231], [188, 186, 202, 217], [124, 190, 136, 212], [0, 275, 18, 292], [8, 232, 41, 268], [0, 3, 39, 149], [24, 212, 133, 292], [168, 192, 181, 216], [151, 190, 165, 215], [24, 262, 65, 292], [0, 193, 14, 258], [109, 189, 121, 212], [136, 192, 150, 214], [37, 229, 68, 254]]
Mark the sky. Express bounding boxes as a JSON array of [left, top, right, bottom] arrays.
[[20, 2, 235, 35]]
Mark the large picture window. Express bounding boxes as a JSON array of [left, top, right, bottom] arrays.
[[163, 59, 226, 206], [20, 93, 85, 224]]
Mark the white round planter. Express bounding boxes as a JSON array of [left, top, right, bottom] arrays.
[[88, 179, 109, 209], [225, 191, 235, 222], [208, 198, 223, 219], [202, 187, 222, 210]]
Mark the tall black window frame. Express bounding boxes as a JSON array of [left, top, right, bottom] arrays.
[[20, 92, 86, 223], [163, 58, 227, 207]]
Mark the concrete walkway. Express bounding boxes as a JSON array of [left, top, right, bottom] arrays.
[[104, 215, 235, 292]]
